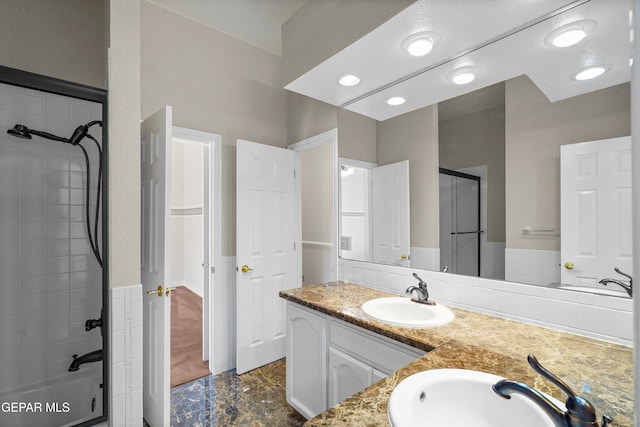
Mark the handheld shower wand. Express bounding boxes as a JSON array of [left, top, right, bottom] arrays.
[[7, 121, 104, 267]]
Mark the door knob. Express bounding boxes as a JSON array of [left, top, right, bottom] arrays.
[[165, 286, 177, 296], [146, 285, 164, 297], [564, 262, 574, 270], [241, 265, 253, 273]]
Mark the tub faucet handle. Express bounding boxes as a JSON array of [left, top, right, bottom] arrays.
[[85, 318, 102, 331]]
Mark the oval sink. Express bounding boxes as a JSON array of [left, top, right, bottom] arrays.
[[361, 297, 454, 327], [388, 369, 562, 427]]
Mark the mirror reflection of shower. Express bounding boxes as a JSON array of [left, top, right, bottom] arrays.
[[7, 121, 104, 267]]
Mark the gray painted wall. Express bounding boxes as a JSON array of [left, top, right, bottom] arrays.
[[141, 1, 287, 256], [505, 76, 630, 251]]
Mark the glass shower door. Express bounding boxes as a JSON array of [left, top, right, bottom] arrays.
[[439, 168, 481, 276]]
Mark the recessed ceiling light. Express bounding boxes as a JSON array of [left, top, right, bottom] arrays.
[[401, 31, 440, 57], [338, 74, 361, 87], [552, 29, 588, 47], [544, 19, 597, 48], [386, 96, 406, 106], [448, 67, 478, 85], [574, 65, 609, 81]]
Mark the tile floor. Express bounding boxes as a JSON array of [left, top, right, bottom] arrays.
[[169, 359, 307, 426]]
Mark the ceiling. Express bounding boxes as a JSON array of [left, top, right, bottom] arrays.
[[148, 0, 308, 56], [149, 0, 632, 121], [285, 0, 633, 121]]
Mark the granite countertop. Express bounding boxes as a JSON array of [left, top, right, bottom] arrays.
[[279, 282, 633, 427]]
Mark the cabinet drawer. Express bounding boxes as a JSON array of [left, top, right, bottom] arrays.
[[329, 320, 424, 375]]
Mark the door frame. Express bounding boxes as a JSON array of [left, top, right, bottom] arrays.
[[288, 129, 339, 284], [338, 157, 376, 263], [171, 126, 222, 374]]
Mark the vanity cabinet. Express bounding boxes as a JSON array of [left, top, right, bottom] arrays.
[[286, 303, 327, 419], [286, 301, 425, 419], [328, 347, 378, 407]]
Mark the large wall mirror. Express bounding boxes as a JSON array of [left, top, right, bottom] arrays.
[[325, 0, 633, 297]]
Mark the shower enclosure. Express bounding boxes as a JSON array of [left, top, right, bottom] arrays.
[[0, 67, 108, 427], [439, 168, 482, 276]]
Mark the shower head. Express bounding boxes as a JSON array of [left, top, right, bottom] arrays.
[[7, 123, 69, 143], [7, 124, 32, 139], [8, 120, 102, 147]]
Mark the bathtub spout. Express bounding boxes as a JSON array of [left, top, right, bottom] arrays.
[[69, 349, 103, 372]]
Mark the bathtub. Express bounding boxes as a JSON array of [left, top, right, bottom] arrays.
[[0, 364, 103, 427], [547, 282, 630, 298]]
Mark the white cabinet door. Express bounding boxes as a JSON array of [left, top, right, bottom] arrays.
[[328, 347, 373, 407], [286, 303, 327, 419], [372, 368, 387, 384]]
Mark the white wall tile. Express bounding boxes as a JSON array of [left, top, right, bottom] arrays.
[[339, 259, 632, 345], [110, 284, 143, 427]]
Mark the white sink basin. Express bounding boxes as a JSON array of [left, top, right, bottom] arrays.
[[388, 369, 561, 427], [361, 297, 454, 327]]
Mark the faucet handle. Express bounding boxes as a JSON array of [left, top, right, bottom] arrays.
[[614, 267, 632, 283], [412, 272, 427, 288], [527, 355, 597, 424]]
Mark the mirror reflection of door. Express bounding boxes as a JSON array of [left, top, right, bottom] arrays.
[[372, 161, 411, 266], [339, 160, 374, 262], [439, 168, 481, 276], [560, 136, 632, 290], [339, 159, 411, 267]]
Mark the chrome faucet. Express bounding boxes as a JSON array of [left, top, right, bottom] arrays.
[[406, 273, 435, 305], [599, 267, 632, 297], [493, 354, 612, 427]]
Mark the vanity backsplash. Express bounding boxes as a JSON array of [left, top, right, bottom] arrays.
[[339, 259, 633, 346]]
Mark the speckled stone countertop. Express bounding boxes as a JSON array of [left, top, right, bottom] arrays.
[[279, 282, 633, 427]]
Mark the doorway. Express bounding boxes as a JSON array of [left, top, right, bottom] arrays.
[[289, 129, 338, 285], [169, 127, 221, 387]]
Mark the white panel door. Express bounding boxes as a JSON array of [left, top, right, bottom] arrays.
[[561, 136, 632, 286], [236, 139, 297, 374], [372, 161, 410, 266], [141, 106, 173, 427]]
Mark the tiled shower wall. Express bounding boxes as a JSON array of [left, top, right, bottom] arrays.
[[0, 83, 103, 392]]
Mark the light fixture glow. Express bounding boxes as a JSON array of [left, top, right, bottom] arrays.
[[574, 66, 607, 80], [407, 38, 433, 56], [452, 72, 476, 85], [448, 66, 478, 85], [386, 96, 406, 106], [551, 29, 587, 47], [401, 31, 440, 57], [341, 165, 355, 177], [338, 74, 360, 87], [544, 19, 597, 48]]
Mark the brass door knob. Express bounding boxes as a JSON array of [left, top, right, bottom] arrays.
[[146, 285, 163, 297], [241, 265, 253, 273], [564, 262, 575, 270]]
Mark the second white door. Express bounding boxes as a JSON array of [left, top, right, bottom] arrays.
[[561, 136, 632, 286], [236, 139, 297, 374]]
